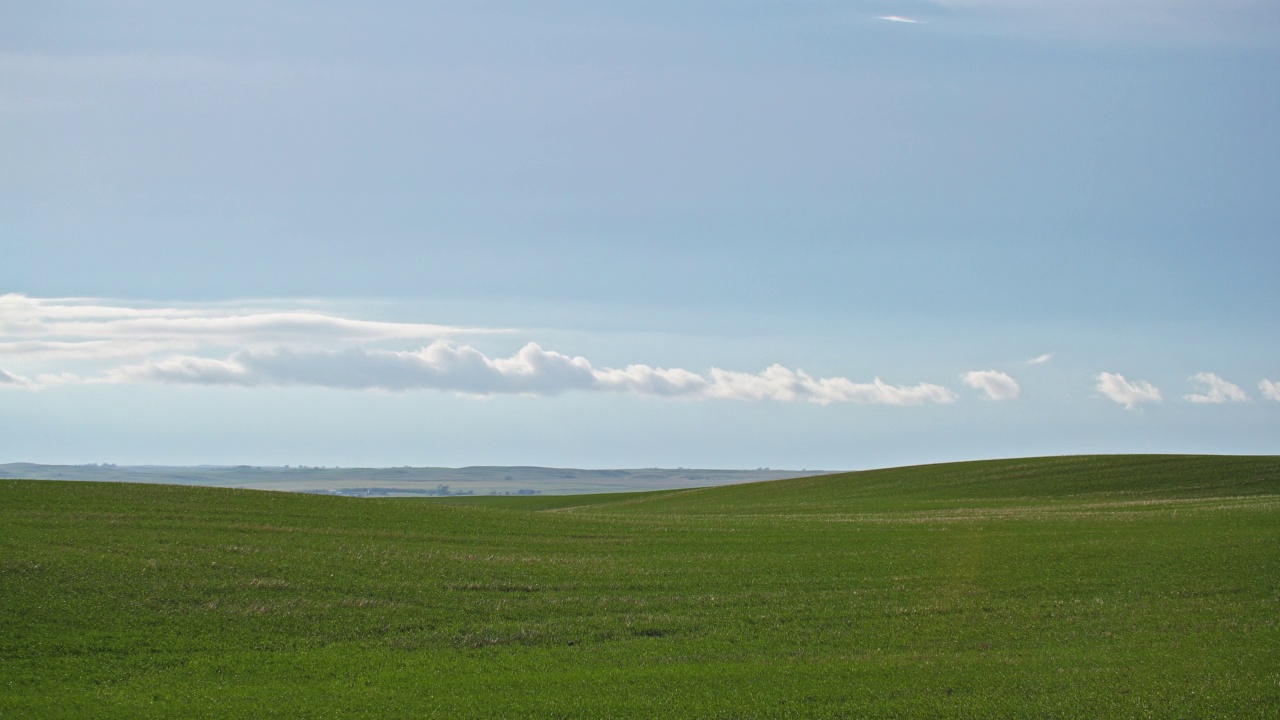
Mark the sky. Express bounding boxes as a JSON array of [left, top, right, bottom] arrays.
[[2, 1, 1278, 470]]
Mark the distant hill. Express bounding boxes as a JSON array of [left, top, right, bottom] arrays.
[[0, 462, 830, 496]]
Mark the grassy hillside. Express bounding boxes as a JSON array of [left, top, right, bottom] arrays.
[[3, 455, 1278, 718]]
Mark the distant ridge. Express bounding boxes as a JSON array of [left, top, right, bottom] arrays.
[[0, 462, 831, 496]]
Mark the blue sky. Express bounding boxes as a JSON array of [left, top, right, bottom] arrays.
[[2, 1, 1278, 469]]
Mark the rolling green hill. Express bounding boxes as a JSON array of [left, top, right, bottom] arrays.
[[3, 455, 1278, 718]]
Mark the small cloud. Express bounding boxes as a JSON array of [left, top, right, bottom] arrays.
[[1184, 372, 1249, 404], [878, 15, 920, 24], [0, 368, 33, 388], [33, 372, 79, 388], [1260, 379, 1280, 402], [1027, 353, 1053, 365], [961, 370, 1020, 400], [1096, 372, 1161, 410], [704, 366, 956, 406]]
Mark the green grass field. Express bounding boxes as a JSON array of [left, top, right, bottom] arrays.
[[3, 455, 1278, 718]]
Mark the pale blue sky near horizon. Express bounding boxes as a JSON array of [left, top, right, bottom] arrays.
[[2, 1, 1278, 469]]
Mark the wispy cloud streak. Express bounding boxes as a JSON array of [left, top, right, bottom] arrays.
[[0, 368, 33, 387], [0, 294, 498, 352], [1184, 372, 1248, 404]]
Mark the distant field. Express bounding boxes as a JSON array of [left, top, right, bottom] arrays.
[[3, 455, 1278, 718]]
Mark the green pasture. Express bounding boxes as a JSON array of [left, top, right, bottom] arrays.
[[2, 455, 1278, 718]]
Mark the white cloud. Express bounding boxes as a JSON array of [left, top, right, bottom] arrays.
[[1183, 372, 1249, 404], [0, 297, 962, 405], [32, 372, 78, 388], [593, 365, 711, 397], [0, 340, 175, 359], [0, 368, 33, 387], [102, 342, 958, 405], [109, 343, 596, 395], [0, 295, 966, 405], [1096, 372, 1162, 409], [704, 366, 956, 405], [878, 15, 920, 23], [0, 294, 498, 353], [961, 370, 1020, 400], [1260, 379, 1280, 402], [1028, 353, 1053, 365]]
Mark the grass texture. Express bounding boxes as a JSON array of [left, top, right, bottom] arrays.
[[2, 455, 1278, 718]]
